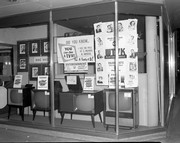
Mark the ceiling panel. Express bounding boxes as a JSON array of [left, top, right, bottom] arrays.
[[0, 0, 103, 18], [35, 0, 103, 9], [0, 0, 180, 30], [0, 0, 163, 18], [0, 3, 47, 17]]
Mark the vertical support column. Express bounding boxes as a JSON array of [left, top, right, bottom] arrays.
[[145, 16, 158, 126], [114, 0, 119, 136], [168, 32, 175, 97], [159, 16, 164, 126], [166, 31, 176, 127], [49, 10, 55, 127]]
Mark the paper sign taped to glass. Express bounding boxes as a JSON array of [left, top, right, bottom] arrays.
[[57, 35, 95, 63]]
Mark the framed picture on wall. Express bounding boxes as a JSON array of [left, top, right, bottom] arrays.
[[17, 41, 28, 56], [41, 39, 49, 56], [29, 40, 40, 56], [29, 64, 41, 80], [42, 64, 50, 76], [17, 56, 28, 72]]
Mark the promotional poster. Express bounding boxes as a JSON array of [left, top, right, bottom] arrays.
[[94, 19, 138, 88], [57, 35, 95, 63], [13, 75, 23, 88]]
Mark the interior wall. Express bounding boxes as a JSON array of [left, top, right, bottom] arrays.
[[15, 25, 48, 41], [0, 28, 16, 44]]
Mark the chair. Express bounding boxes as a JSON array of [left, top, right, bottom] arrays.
[[31, 81, 62, 120]]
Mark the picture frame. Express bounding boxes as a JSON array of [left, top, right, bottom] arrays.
[[29, 64, 41, 80], [17, 56, 28, 72], [29, 40, 40, 56], [17, 41, 28, 56], [41, 39, 49, 56], [42, 64, 50, 76]]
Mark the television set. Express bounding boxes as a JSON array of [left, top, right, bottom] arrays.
[[7, 87, 32, 120], [31, 81, 62, 110], [58, 90, 104, 127], [75, 94, 94, 112], [32, 90, 50, 109], [106, 90, 132, 113], [9, 89, 23, 105], [103, 88, 139, 129], [7, 88, 31, 106], [65, 75, 83, 92]]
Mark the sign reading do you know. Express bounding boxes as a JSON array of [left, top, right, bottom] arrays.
[[56, 35, 95, 63]]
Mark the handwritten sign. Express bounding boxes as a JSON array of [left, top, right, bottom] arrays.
[[57, 35, 95, 63], [64, 62, 88, 73]]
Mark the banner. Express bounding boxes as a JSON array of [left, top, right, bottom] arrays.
[[57, 35, 95, 63], [94, 19, 138, 88]]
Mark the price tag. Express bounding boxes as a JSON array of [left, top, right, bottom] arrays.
[[88, 94, 94, 98], [124, 93, 131, 98], [18, 89, 22, 93], [45, 91, 50, 95]]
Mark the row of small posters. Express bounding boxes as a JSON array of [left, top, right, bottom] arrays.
[[56, 19, 138, 88], [13, 74, 49, 90], [94, 19, 138, 88]]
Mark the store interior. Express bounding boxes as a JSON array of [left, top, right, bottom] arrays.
[[0, 1, 168, 139]]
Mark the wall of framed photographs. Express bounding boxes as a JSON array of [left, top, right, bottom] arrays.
[[17, 38, 50, 81]]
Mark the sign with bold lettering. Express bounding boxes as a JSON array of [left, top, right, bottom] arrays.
[[34, 56, 48, 63], [94, 19, 138, 88], [57, 35, 95, 63]]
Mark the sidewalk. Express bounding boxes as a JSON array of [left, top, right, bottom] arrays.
[[0, 126, 85, 142]]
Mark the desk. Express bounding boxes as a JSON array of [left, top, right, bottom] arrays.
[[58, 90, 103, 128]]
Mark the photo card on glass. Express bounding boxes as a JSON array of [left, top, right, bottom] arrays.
[[29, 64, 41, 80], [29, 40, 40, 56]]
